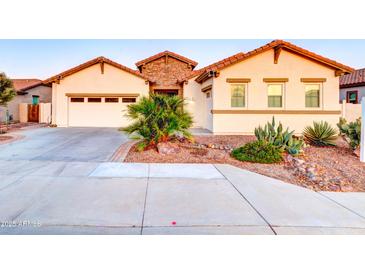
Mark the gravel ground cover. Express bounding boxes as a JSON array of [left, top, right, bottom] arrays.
[[124, 135, 365, 192]]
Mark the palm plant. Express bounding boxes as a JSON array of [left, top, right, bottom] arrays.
[[303, 121, 338, 146], [121, 94, 193, 150]]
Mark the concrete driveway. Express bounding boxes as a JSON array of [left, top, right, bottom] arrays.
[[0, 127, 128, 162], [1, 127, 365, 235]]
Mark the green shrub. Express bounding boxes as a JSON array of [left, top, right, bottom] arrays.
[[303, 121, 338, 146], [231, 140, 282, 164], [254, 117, 305, 156], [121, 94, 193, 150], [337, 117, 361, 150]]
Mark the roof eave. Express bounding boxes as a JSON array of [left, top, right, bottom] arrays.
[[281, 46, 354, 74], [135, 51, 198, 69], [192, 40, 354, 80], [44, 57, 146, 84], [195, 71, 211, 83], [340, 82, 365, 89]]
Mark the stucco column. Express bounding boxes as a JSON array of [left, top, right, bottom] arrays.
[[51, 83, 57, 125], [341, 99, 346, 118], [360, 98, 365, 162]]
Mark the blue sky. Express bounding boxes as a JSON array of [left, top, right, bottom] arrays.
[[0, 39, 364, 79]]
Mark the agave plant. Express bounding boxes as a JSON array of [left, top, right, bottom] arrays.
[[254, 116, 305, 156], [121, 94, 193, 150], [303, 121, 338, 147]]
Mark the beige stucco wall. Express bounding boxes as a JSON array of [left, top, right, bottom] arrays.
[[1, 85, 51, 122], [213, 114, 340, 135], [52, 63, 149, 127], [341, 100, 362, 122], [210, 49, 341, 134], [184, 77, 213, 130], [39, 103, 52, 124], [18, 103, 28, 123]]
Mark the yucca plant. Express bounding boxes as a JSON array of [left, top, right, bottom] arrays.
[[303, 121, 338, 147], [254, 116, 305, 156], [121, 94, 193, 151]]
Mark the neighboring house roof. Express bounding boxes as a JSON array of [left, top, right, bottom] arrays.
[[12, 79, 43, 92], [43, 56, 146, 84], [135, 50, 198, 70], [192, 40, 354, 83], [340, 68, 365, 88]]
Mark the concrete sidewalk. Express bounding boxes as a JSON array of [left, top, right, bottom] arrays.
[[1, 161, 365, 235]]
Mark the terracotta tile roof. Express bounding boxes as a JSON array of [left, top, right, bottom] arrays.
[[135, 50, 198, 69], [193, 40, 354, 82], [176, 68, 206, 82], [178, 52, 245, 82], [43, 56, 146, 84], [340, 68, 365, 88], [11, 79, 43, 91]]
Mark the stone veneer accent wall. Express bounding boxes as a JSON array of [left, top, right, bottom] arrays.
[[140, 56, 194, 94]]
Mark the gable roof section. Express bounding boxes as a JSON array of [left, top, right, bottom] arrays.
[[44, 56, 146, 84], [193, 40, 354, 83], [340, 68, 365, 88], [135, 50, 198, 70]]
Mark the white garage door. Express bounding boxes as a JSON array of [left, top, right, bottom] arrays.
[[68, 96, 136, 127]]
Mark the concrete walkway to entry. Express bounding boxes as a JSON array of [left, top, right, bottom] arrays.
[[1, 160, 365, 235]]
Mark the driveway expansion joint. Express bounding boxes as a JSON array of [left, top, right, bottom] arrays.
[[318, 192, 365, 220], [140, 165, 150, 235], [212, 164, 277, 235]]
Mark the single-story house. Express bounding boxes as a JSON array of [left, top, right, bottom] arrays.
[[0, 79, 52, 122], [340, 68, 365, 104], [44, 40, 354, 134]]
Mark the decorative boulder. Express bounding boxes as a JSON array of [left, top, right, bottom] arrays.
[[354, 147, 361, 158], [157, 142, 181, 155]]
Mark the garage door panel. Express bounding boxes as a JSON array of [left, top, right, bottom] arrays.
[[68, 101, 130, 127]]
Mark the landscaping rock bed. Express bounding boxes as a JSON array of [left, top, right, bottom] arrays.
[[0, 122, 47, 133], [124, 135, 365, 192], [0, 134, 24, 145], [0, 135, 13, 142]]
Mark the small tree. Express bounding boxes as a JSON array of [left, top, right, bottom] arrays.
[[121, 94, 193, 151], [0, 72, 16, 133], [0, 72, 16, 107]]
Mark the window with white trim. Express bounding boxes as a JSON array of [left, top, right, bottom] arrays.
[[267, 84, 283, 108], [305, 84, 320, 108], [230, 84, 245, 107]]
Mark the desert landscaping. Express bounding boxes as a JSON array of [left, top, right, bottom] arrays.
[[124, 135, 365, 192]]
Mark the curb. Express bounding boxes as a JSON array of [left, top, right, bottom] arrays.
[[110, 140, 138, 162]]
